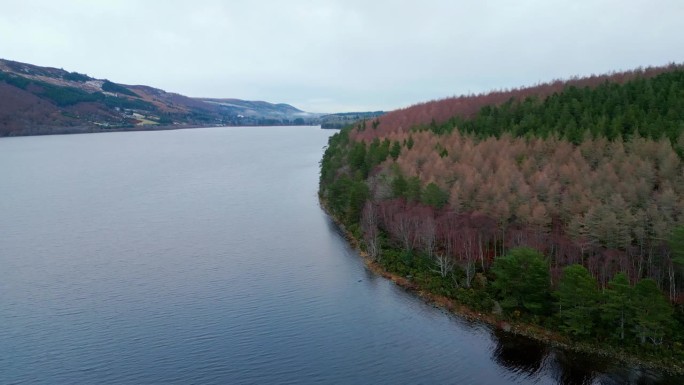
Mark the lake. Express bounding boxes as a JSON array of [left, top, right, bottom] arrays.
[[0, 126, 679, 384]]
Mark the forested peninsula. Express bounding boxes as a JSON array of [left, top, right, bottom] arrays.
[[319, 65, 684, 370]]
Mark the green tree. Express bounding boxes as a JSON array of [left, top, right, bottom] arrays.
[[633, 278, 674, 346], [389, 141, 402, 160], [601, 272, 635, 342], [670, 226, 684, 268], [326, 175, 352, 216], [421, 182, 449, 208], [346, 180, 369, 224], [406, 176, 422, 202], [555, 264, 600, 337], [366, 138, 389, 168], [491, 247, 551, 315], [392, 174, 408, 198], [349, 142, 368, 175], [406, 135, 414, 150]]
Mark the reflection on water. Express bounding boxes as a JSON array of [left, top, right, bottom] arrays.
[[493, 329, 548, 376], [492, 328, 681, 385], [549, 350, 609, 385], [1, 127, 683, 385]]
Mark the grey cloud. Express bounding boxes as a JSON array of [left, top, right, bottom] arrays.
[[1, 0, 683, 112]]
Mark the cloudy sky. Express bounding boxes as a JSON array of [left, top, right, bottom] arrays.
[[2, 1, 683, 113]]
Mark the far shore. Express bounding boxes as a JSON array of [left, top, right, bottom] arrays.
[[0, 123, 321, 138]]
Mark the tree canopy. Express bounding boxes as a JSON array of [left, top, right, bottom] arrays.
[[318, 64, 684, 362], [556, 264, 600, 337], [491, 247, 550, 315]]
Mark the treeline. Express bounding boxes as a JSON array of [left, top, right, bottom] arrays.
[[102, 80, 139, 97], [0, 71, 153, 109], [320, 111, 385, 129], [353, 64, 683, 143], [423, 69, 684, 147], [319, 64, 684, 365], [62, 71, 91, 82]]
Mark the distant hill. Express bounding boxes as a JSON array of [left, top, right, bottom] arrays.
[[320, 111, 385, 129], [0, 58, 321, 136]]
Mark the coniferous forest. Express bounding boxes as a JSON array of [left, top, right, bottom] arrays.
[[319, 65, 684, 368]]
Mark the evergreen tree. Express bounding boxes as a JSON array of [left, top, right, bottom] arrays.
[[670, 226, 684, 268], [555, 264, 600, 337], [346, 180, 369, 224], [392, 174, 408, 198], [389, 141, 402, 160], [491, 247, 551, 315], [633, 279, 674, 346], [406, 176, 422, 202], [349, 142, 368, 176], [601, 272, 635, 342], [421, 182, 449, 209]]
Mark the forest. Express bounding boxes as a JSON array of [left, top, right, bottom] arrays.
[[319, 65, 684, 366]]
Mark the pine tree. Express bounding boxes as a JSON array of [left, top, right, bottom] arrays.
[[491, 247, 551, 315], [555, 264, 600, 337], [422, 182, 449, 209], [389, 141, 402, 160], [601, 272, 635, 342], [670, 226, 684, 268], [633, 278, 674, 346]]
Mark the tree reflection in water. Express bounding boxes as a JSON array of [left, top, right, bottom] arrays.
[[492, 329, 682, 385], [492, 329, 548, 377]]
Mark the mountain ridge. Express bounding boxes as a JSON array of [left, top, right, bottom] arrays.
[[0, 58, 321, 136]]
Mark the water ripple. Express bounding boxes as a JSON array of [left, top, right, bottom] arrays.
[[0, 127, 680, 385]]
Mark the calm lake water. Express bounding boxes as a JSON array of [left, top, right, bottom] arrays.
[[0, 126, 680, 384]]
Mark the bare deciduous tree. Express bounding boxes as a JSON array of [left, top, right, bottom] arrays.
[[361, 201, 380, 260]]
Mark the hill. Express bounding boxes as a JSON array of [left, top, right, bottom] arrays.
[[353, 64, 682, 142], [0, 58, 321, 136], [320, 111, 385, 129], [319, 64, 684, 364]]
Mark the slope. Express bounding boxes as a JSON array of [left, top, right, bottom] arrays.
[[0, 58, 320, 136], [319, 63, 684, 365]]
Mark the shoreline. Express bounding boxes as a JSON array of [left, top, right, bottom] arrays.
[[0, 123, 321, 138], [320, 200, 684, 376]]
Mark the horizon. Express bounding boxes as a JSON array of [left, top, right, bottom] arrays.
[[4, 56, 681, 116]]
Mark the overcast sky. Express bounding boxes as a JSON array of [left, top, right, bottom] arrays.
[[2, 1, 683, 113]]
